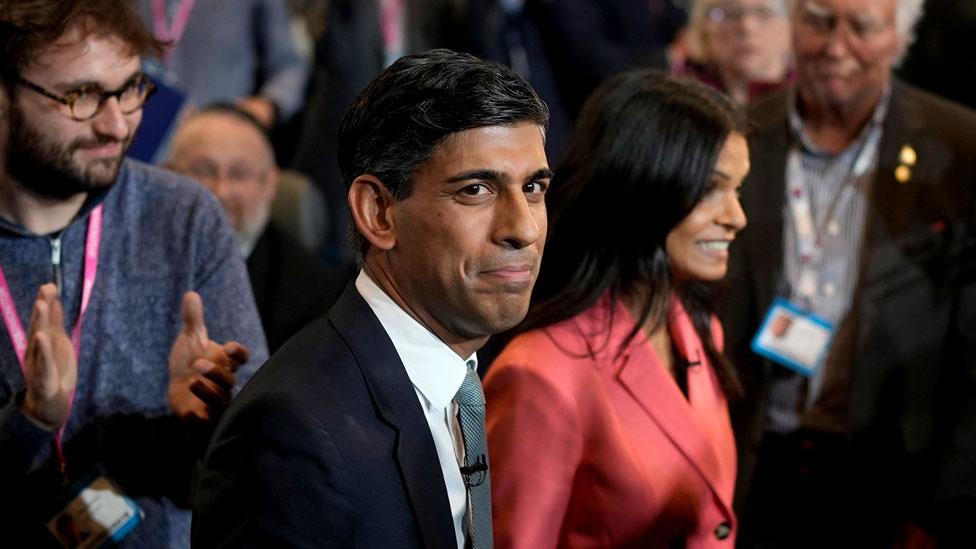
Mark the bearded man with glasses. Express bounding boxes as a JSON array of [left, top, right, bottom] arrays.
[[0, 1, 267, 547]]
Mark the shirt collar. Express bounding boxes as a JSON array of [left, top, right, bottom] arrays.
[[787, 83, 892, 157], [355, 270, 473, 409]]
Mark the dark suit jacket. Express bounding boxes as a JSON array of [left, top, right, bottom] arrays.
[[192, 285, 457, 548], [722, 80, 976, 540], [246, 222, 352, 352]]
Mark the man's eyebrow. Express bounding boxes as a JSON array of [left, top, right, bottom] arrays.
[[527, 168, 555, 181], [445, 167, 554, 185], [446, 169, 504, 184], [53, 71, 142, 92]]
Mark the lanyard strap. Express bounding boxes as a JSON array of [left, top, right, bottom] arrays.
[[379, 0, 406, 65], [152, 0, 197, 62], [0, 205, 103, 469], [786, 125, 882, 302]]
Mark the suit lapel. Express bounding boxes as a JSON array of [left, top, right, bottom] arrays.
[[329, 285, 457, 549], [856, 81, 955, 353], [605, 301, 732, 509]]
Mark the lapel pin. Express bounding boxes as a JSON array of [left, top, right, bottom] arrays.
[[895, 164, 912, 184], [899, 144, 917, 167]]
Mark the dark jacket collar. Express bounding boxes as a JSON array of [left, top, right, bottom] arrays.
[[327, 283, 458, 549]]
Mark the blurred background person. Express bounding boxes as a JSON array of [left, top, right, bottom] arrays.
[[677, 0, 794, 105], [134, 0, 309, 128], [722, 0, 976, 545], [523, 0, 688, 120], [167, 105, 351, 352], [291, 0, 467, 263], [485, 71, 749, 548], [465, 0, 572, 161]]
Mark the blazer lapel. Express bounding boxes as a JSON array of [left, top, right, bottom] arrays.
[[607, 301, 732, 509], [329, 285, 457, 549]]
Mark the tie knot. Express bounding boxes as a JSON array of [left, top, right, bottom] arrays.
[[455, 367, 485, 407]]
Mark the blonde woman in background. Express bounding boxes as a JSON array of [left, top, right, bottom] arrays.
[[676, 0, 793, 105]]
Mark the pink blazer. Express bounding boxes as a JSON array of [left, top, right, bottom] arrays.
[[485, 296, 737, 548]]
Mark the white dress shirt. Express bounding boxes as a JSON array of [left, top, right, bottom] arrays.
[[356, 271, 472, 549]]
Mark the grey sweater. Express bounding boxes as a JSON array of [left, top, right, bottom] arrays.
[[0, 159, 268, 547]]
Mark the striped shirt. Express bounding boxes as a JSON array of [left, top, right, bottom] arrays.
[[765, 89, 890, 434]]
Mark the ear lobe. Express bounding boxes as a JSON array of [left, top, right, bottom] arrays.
[[348, 174, 397, 251]]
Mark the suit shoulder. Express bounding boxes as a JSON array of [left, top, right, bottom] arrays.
[[235, 316, 362, 410], [746, 88, 791, 132], [897, 82, 976, 144], [487, 320, 607, 395]]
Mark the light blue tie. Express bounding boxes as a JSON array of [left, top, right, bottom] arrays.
[[455, 366, 493, 549]]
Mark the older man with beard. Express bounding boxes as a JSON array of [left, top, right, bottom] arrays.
[[167, 105, 352, 351], [0, 1, 267, 547]]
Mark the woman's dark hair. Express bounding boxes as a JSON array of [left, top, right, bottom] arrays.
[[521, 69, 746, 396]]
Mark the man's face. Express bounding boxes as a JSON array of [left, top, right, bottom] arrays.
[[2, 31, 142, 199], [167, 113, 277, 240], [792, 0, 904, 112], [387, 123, 550, 347]]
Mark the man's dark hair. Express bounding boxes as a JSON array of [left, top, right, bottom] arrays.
[[337, 48, 549, 259], [0, 0, 164, 89]]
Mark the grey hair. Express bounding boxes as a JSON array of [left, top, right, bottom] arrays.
[[788, 0, 925, 43]]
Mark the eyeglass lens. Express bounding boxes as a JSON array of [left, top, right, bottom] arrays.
[[70, 77, 152, 120]]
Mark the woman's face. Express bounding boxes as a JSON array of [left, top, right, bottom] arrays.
[[703, 0, 792, 82], [665, 132, 749, 281]]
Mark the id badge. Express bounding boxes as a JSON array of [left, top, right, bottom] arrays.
[[751, 298, 835, 376], [46, 476, 143, 548]]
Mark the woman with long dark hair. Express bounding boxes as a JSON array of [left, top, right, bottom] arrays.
[[484, 70, 749, 548]]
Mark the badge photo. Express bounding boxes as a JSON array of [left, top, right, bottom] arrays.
[[751, 298, 835, 376]]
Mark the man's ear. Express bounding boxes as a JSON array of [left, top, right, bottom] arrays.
[[348, 174, 397, 251]]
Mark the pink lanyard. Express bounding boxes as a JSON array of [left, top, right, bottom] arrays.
[[0, 205, 103, 470], [379, 0, 405, 55], [151, 0, 197, 63]]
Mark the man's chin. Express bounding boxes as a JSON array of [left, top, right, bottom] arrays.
[[78, 155, 126, 188]]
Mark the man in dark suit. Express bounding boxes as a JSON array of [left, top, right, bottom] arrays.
[[167, 105, 352, 352], [192, 49, 551, 548], [722, 0, 976, 546]]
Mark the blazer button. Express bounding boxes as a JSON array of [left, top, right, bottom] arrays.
[[714, 522, 732, 540]]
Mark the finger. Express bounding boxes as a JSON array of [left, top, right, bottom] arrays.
[[46, 287, 65, 332], [31, 332, 58, 397], [189, 376, 231, 411], [180, 291, 208, 341], [193, 358, 236, 390], [219, 342, 250, 371], [27, 291, 49, 345]]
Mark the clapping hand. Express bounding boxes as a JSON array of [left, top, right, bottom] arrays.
[[21, 284, 77, 430], [167, 291, 249, 423]]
